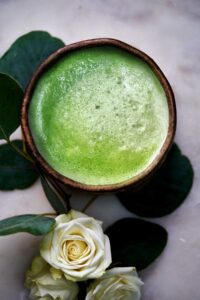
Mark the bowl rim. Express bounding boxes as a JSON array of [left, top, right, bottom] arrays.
[[21, 38, 176, 192]]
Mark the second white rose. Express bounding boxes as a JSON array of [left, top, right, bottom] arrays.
[[86, 267, 143, 300], [40, 210, 112, 281]]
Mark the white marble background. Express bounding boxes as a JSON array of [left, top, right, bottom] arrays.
[[0, 0, 200, 299]]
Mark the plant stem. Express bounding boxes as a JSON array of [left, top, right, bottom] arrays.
[[40, 212, 57, 217], [82, 195, 98, 213], [0, 126, 34, 163], [22, 138, 27, 154], [47, 176, 71, 211], [8, 139, 34, 162]]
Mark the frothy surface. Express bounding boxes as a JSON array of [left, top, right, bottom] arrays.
[[29, 46, 169, 185]]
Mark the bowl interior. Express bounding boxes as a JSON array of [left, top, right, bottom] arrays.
[[21, 38, 176, 192]]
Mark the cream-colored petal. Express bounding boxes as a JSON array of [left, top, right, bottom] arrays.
[[85, 267, 143, 300], [39, 210, 112, 282]]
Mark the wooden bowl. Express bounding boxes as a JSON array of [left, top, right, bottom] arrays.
[[21, 38, 176, 193]]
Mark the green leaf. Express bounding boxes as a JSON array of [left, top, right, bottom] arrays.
[[41, 176, 67, 214], [0, 31, 65, 90], [0, 73, 23, 139], [106, 218, 168, 271], [0, 140, 38, 190], [118, 144, 194, 218], [0, 214, 55, 236]]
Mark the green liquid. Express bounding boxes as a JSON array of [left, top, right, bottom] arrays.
[[29, 46, 169, 185]]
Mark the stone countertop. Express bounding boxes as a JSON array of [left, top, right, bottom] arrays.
[[0, 0, 200, 299]]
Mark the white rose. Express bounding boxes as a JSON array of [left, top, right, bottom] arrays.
[[25, 255, 79, 300], [40, 210, 112, 282], [86, 267, 143, 300]]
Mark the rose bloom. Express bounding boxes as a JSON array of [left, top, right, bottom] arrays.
[[25, 255, 79, 300], [86, 267, 143, 300], [40, 210, 112, 282]]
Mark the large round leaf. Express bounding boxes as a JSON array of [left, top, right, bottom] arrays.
[[117, 144, 194, 218], [0, 140, 38, 190], [0, 73, 23, 139], [0, 31, 65, 90], [106, 218, 168, 271]]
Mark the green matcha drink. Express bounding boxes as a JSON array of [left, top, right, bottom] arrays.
[[28, 45, 169, 185]]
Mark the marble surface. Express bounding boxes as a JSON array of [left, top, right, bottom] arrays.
[[0, 0, 200, 299]]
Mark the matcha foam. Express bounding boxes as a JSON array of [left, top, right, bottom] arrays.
[[29, 46, 169, 185]]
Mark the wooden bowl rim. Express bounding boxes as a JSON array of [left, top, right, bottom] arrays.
[[21, 38, 176, 192]]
